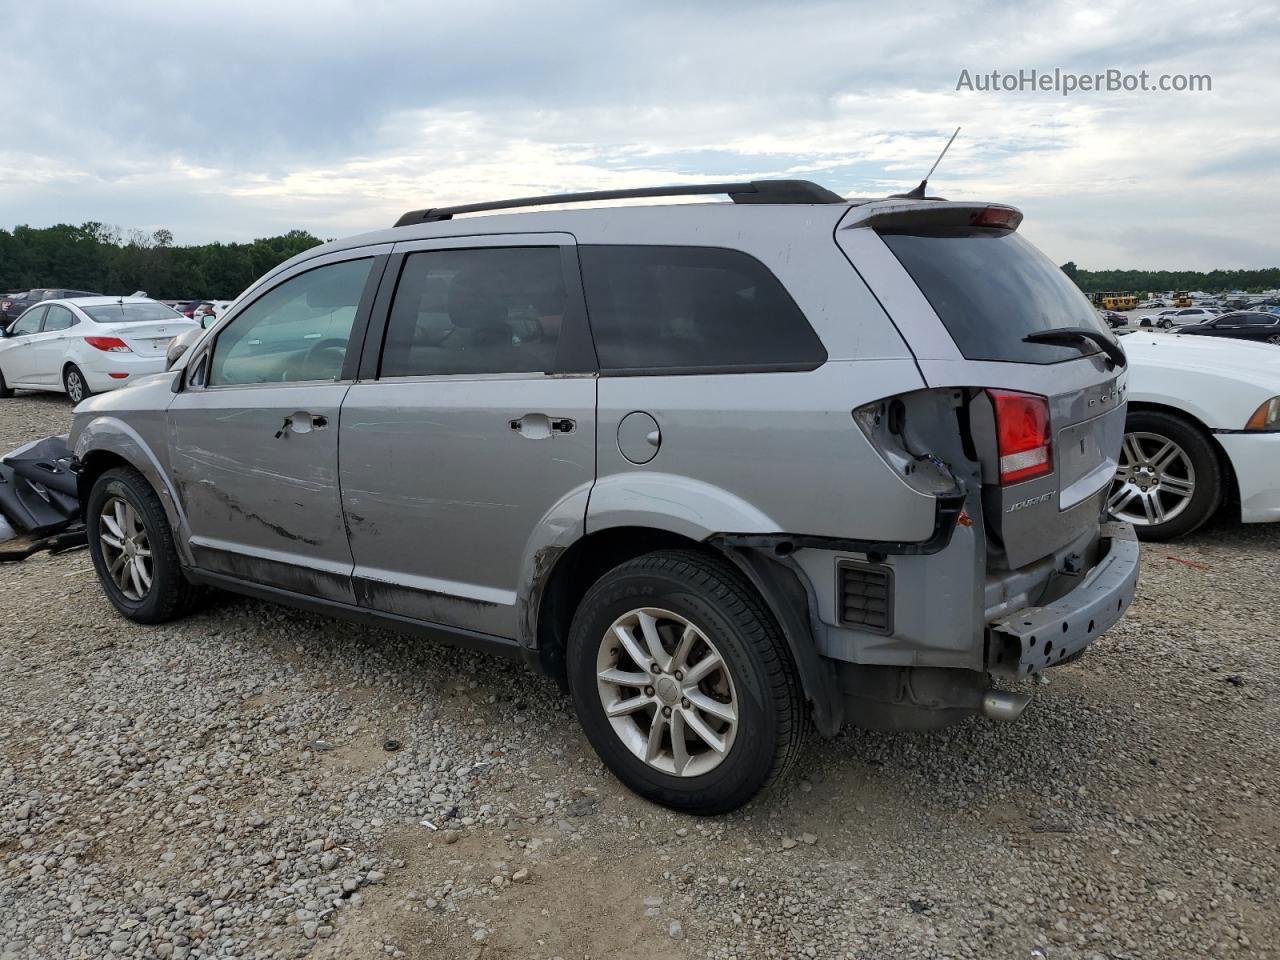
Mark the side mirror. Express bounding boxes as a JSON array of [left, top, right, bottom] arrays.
[[201, 314, 217, 329], [165, 328, 203, 371]]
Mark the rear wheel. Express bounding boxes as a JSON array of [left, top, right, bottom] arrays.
[[64, 364, 91, 404], [1109, 410, 1222, 541], [1267, 334, 1280, 345], [87, 466, 196, 622], [0, 368, 12, 399], [566, 550, 805, 814]]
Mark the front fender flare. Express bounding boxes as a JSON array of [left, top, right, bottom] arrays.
[[74, 416, 193, 566]]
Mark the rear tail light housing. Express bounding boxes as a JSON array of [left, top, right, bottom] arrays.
[[987, 389, 1052, 484], [971, 206, 1022, 230], [84, 336, 131, 353]]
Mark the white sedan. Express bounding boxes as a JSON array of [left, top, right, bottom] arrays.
[[0, 297, 198, 403], [1113, 332, 1280, 540]]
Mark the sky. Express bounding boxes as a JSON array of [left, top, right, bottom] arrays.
[[1, 0, 1277, 270]]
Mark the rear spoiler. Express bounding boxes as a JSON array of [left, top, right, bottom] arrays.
[[839, 200, 1023, 232]]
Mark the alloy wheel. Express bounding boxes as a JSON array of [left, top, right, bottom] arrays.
[[595, 607, 738, 777], [98, 496, 153, 600], [66, 369, 85, 403], [1109, 431, 1196, 527]]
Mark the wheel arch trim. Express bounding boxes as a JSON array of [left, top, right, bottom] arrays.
[[74, 418, 193, 565]]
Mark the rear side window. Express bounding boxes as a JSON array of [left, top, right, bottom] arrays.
[[379, 247, 565, 378], [42, 305, 76, 331], [879, 228, 1110, 364], [579, 245, 826, 372]]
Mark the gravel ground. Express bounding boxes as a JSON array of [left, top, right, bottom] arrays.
[[1, 391, 1277, 960]]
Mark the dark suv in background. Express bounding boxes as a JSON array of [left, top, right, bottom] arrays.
[[1, 288, 102, 330]]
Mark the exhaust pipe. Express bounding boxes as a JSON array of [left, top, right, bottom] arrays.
[[981, 690, 1031, 723]]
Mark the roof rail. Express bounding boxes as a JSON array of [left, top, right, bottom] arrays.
[[393, 179, 846, 227]]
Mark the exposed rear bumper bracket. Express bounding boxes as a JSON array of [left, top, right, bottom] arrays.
[[710, 492, 966, 558], [987, 521, 1140, 676]]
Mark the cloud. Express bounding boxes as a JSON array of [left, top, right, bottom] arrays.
[[0, 0, 1276, 269]]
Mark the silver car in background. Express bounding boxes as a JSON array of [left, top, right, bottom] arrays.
[[69, 180, 1139, 812]]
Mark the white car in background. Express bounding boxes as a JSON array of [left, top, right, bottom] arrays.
[[0, 297, 198, 403], [1144, 306, 1223, 329], [1112, 333, 1280, 540]]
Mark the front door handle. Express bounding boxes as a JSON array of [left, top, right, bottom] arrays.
[[275, 412, 329, 438], [509, 414, 576, 439]]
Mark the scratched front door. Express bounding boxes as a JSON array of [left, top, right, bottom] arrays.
[[164, 252, 380, 604], [168, 381, 355, 602]]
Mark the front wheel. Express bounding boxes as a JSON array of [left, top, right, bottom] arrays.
[[64, 364, 91, 404], [1108, 411, 1223, 541], [86, 466, 196, 622], [0, 368, 12, 398], [566, 550, 806, 814]]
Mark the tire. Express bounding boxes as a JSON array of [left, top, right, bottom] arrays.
[[1158, 319, 1173, 329], [1109, 410, 1223, 542], [64, 364, 91, 404], [566, 549, 806, 814], [1267, 334, 1280, 346], [0, 368, 12, 399], [86, 466, 196, 623]]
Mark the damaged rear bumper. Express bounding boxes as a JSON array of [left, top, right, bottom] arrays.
[[987, 521, 1139, 676], [0, 435, 85, 562]]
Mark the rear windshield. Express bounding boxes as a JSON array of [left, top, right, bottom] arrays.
[[82, 303, 184, 324], [879, 227, 1110, 364]]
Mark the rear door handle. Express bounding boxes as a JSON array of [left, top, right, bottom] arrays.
[[509, 414, 576, 438]]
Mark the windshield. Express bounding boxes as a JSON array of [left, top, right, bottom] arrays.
[[879, 227, 1111, 364], [82, 302, 185, 324]]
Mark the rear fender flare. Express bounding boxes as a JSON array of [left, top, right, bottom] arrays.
[[515, 480, 594, 649], [585, 472, 781, 543]]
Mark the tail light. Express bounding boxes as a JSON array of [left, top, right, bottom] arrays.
[[987, 389, 1052, 484], [84, 336, 131, 353], [972, 206, 1021, 230]]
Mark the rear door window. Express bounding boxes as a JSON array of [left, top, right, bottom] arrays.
[[878, 227, 1110, 364], [379, 247, 566, 378], [579, 245, 826, 372], [42, 305, 76, 331]]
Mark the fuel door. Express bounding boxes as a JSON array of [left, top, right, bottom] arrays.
[[617, 411, 661, 464]]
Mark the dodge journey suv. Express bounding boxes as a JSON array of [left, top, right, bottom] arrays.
[[70, 180, 1139, 813]]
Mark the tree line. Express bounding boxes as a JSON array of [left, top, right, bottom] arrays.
[[3, 223, 1278, 300], [0, 223, 325, 300], [1060, 262, 1280, 294]]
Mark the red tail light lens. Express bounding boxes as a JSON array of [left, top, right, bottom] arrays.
[[972, 206, 1021, 230], [84, 336, 131, 353], [987, 389, 1052, 485]]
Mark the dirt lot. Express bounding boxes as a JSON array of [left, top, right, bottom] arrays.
[[1, 391, 1277, 960]]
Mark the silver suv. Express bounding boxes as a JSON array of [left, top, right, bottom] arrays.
[[70, 180, 1139, 813]]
